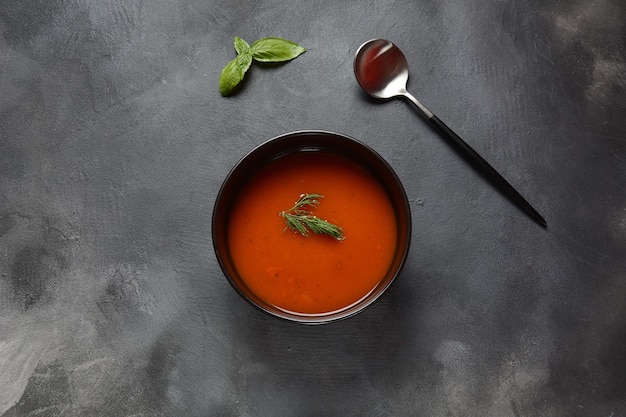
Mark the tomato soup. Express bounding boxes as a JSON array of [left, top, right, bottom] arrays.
[[227, 151, 398, 315]]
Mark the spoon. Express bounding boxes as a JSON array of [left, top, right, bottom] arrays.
[[354, 39, 546, 228]]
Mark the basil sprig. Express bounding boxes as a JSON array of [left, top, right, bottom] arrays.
[[219, 36, 306, 96]]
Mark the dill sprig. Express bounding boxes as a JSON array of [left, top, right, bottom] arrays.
[[279, 193, 345, 241]]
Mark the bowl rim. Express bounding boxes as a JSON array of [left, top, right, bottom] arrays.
[[212, 129, 412, 324]]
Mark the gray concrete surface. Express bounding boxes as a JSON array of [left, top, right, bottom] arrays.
[[1, 1, 625, 416]]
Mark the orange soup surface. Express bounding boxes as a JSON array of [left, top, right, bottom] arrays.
[[227, 151, 397, 315]]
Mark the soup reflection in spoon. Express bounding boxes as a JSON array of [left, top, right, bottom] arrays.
[[354, 39, 546, 228]]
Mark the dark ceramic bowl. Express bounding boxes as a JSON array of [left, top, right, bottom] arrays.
[[212, 130, 411, 324]]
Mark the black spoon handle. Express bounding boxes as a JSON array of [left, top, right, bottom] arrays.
[[427, 115, 546, 227]]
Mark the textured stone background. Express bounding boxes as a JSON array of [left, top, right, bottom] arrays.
[[1, 1, 625, 416]]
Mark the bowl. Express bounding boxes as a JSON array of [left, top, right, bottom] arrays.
[[212, 130, 411, 324]]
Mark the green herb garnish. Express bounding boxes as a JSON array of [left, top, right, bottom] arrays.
[[219, 36, 306, 96], [279, 193, 345, 241]]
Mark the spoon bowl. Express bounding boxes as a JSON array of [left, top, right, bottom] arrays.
[[353, 39, 546, 227], [354, 39, 410, 100]]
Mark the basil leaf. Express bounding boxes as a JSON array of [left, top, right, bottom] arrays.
[[219, 53, 251, 96], [219, 36, 253, 96], [219, 36, 306, 96], [250, 37, 306, 62], [234, 36, 250, 56]]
